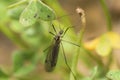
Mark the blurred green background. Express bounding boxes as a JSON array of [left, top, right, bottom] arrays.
[[0, 0, 120, 80]]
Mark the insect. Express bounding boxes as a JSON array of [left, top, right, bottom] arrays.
[[44, 24, 80, 80]]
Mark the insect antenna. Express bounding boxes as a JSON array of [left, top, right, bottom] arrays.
[[61, 42, 77, 80], [62, 27, 73, 38]]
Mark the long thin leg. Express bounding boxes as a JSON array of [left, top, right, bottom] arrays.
[[62, 39, 80, 47], [49, 31, 56, 36], [52, 24, 57, 34], [62, 23, 80, 38], [43, 39, 54, 52], [43, 45, 51, 52], [62, 27, 73, 38], [61, 42, 77, 80]]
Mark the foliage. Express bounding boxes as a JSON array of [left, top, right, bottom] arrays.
[[0, 0, 120, 80]]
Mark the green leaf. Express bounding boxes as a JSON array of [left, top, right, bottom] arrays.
[[0, 69, 8, 78], [12, 50, 25, 72], [19, 0, 56, 27], [31, 53, 41, 65], [106, 70, 120, 80], [105, 32, 120, 49], [96, 35, 112, 57], [14, 64, 35, 77], [21, 26, 41, 47], [0, 78, 8, 80], [8, 6, 25, 20], [97, 78, 108, 80], [90, 66, 98, 79], [12, 50, 34, 72], [36, 0, 56, 21], [10, 20, 25, 33], [81, 77, 91, 80], [19, 0, 38, 27], [12, 50, 39, 78]]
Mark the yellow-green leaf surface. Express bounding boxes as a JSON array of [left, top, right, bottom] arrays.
[[96, 32, 120, 56], [0, 78, 8, 80], [0, 69, 8, 78], [19, 0, 38, 27], [96, 34, 112, 57], [105, 32, 120, 49], [19, 0, 56, 27], [37, 0, 56, 21], [84, 38, 99, 50], [8, 6, 25, 20], [84, 32, 120, 56], [107, 70, 120, 80], [12, 50, 25, 72], [14, 64, 35, 77]]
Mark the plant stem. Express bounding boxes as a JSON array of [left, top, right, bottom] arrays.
[[100, 0, 113, 75], [70, 29, 85, 80], [100, 0, 112, 31], [70, 8, 86, 80]]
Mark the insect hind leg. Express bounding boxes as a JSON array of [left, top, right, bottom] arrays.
[[60, 42, 77, 80]]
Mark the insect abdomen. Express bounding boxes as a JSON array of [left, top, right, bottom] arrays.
[[45, 41, 60, 72]]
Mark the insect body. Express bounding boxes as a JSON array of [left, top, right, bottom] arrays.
[[45, 25, 63, 72], [44, 24, 80, 80]]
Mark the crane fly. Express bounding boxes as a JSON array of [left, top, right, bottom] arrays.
[[44, 24, 80, 80]]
